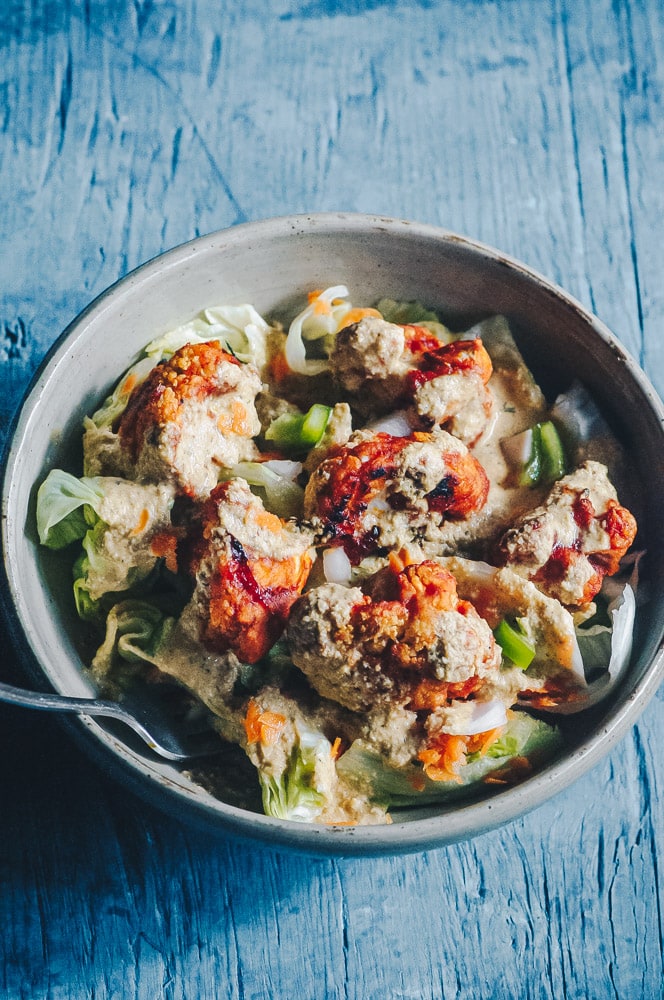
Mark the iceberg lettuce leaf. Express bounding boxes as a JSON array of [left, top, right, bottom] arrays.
[[89, 356, 158, 429], [91, 599, 176, 679], [258, 727, 332, 823], [36, 469, 105, 549], [144, 304, 272, 370], [337, 713, 563, 808], [375, 298, 452, 341]]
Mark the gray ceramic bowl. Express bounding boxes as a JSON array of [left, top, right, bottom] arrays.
[[3, 213, 664, 857]]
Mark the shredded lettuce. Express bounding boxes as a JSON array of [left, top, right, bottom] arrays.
[[219, 462, 304, 519], [375, 298, 452, 341], [144, 303, 272, 371], [375, 298, 440, 325], [38, 471, 173, 620], [72, 526, 166, 623], [72, 519, 108, 620], [91, 599, 175, 678]]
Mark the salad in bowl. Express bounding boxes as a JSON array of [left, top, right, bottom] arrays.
[[35, 284, 640, 826]]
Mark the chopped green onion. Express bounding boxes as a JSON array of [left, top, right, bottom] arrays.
[[519, 424, 542, 486], [265, 404, 332, 452], [503, 420, 567, 488], [538, 420, 567, 484], [494, 618, 536, 669]]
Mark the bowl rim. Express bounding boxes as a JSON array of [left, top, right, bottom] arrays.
[[2, 211, 664, 857]]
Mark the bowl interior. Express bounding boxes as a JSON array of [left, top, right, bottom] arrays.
[[3, 214, 664, 856]]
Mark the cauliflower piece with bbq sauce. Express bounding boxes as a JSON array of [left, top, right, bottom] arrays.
[[330, 316, 493, 443], [181, 479, 314, 664], [116, 340, 262, 499], [496, 460, 637, 609], [303, 428, 490, 564], [287, 553, 501, 716]]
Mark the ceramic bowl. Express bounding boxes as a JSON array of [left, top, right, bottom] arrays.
[[2, 213, 664, 857]]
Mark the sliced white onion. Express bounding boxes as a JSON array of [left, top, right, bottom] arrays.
[[464, 699, 509, 735], [323, 547, 353, 584], [285, 285, 349, 376], [569, 635, 587, 683], [262, 459, 302, 481], [441, 698, 509, 736], [366, 411, 414, 437], [500, 427, 533, 467]]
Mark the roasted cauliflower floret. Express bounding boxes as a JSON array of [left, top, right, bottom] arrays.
[[287, 558, 501, 714], [304, 429, 490, 563], [113, 341, 262, 498], [496, 460, 637, 608], [181, 479, 314, 663], [330, 316, 408, 402], [329, 317, 493, 443]]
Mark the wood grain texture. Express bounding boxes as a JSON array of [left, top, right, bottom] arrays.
[[1, 1, 663, 997]]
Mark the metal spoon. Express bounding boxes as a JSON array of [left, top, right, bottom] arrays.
[[0, 680, 223, 761]]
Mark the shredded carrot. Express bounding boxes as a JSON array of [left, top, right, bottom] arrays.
[[243, 700, 262, 743], [121, 373, 138, 396], [130, 507, 150, 536], [217, 400, 250, 436], [419, 735, 466, 783], [337, 306, 382, 329], [388, 547, 416, 574], [419, 725, 505, 783], [307, 289, 323, 304], [243, 699, 286, 746], [330, 737, 342, 760], [466, 726, 505, 757]]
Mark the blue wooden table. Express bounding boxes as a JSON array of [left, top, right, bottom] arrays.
[[2, 2, 662, 997]]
